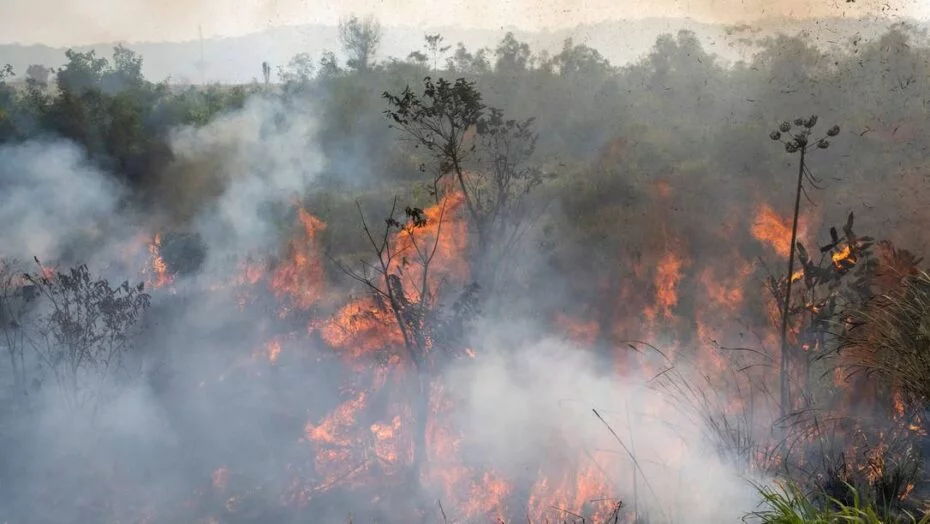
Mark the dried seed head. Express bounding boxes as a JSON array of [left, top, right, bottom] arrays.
[[806, 115, 818, 128], [794, 118, 805, 126], [794, 134, 808, 147], [779, 121, 792, 133], [770, 130, 782, 141], [817, 138, 830, 149], [827, 125, 840, 137], [785, 142, 799, 153]]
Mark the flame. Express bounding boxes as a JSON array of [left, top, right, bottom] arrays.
[[74, 175, 921, 521], [271, 208, 327, 310], [751, 203, 812, 257], [265, 339, 282, 363], [211, 467, 229, 492], [644, 249, 686, 322], [387, 190, 470, 300], [146, 233, 174, 288], [553, 313, 600, 345], [831, 243, 858, 271]]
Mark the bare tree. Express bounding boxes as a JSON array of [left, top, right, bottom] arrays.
[[338, 15, 382, 72], [768, 116, 840, 418], [261, 61, 271, 85], [332, 188, 479, 485], [0, 258, 34, 399], [383, 77, 544, 289], [24, 260, 151, 408], [423, 34, 451, 72]]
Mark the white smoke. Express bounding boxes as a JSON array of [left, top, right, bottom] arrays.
[[445, 334, 762, 523], [166, 95, 325, 271], [0, 139, 124, 263]]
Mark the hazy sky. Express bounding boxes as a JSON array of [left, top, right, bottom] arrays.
[[3, 0, 928, 46]]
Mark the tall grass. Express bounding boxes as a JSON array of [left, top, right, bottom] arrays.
[[841, 270, 930, 403], [747, 481, 930, 524]]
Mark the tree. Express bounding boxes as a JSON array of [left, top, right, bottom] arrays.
[[0, 64, 16, 139], [332, 192, 479, 487], [277, 53, 314, 85], [261, 61, 271, 85], [24, 261, 151, 408], [104, 44, 144, 92], [406, 50, 428, 67], [494, 32, 532, 73], [383, 77, 543, 290], [0, 258, 33, 399], [338, 15, 382, 72], [318, 50, 341, 78], [423, 33, 451, 72], [449, 43, 490, 75], [551, 38, 613, 79], [25, 64, 51, 86], [56, 49, 109, 93], [768, 116, 840, 417]]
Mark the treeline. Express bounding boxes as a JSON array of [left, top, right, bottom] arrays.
[[1, 18, 930, 283], [1, 20, 928, 192]]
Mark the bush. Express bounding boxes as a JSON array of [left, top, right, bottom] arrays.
[[747, 480, 930, 524]]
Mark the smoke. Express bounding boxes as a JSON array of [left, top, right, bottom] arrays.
[[156, 94, 324, 272], [0, 139, 124, 264], [445, 331, 762, 522]]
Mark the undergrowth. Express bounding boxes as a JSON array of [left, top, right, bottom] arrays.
[[747, 481, 930, 524]]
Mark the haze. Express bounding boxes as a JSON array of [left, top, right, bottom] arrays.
[[3, 0, 929, 46]]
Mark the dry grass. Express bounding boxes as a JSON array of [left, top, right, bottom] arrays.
[[841, 270, 930, 403]]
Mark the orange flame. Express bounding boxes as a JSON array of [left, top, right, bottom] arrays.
[[147, 233, 173, 288], [751, 203, 812, 258], [271, 208, 326, 310]]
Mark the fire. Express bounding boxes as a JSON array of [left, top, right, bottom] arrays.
[[62, 162, 923, 523], [271, 208, 326, 310], [553, 313, 600, 345], [645, 249, 686, 322], [211, 467, 229, 492], [388, 190, 470, 297], [318, 297, 404, 360], [264, 339, 282, 363], [831, 243, 858, 271], [751, 203, 812, 257], [146, 233, 174, 288]]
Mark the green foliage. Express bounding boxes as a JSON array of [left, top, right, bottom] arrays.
[[383, 76, 543, 288], [0, 64, 16, 139], [747, 481, 930, 524]]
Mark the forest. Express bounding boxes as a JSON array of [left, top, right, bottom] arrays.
[[1, 14, 930, 523]]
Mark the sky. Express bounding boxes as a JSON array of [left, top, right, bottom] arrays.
[[2, 0, 928, 46]]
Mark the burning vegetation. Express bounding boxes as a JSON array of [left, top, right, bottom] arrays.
[[2, 15, 930, 524]]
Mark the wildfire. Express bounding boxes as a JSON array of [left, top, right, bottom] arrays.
[[831, 243, 858, 271], [85, 167, 923, 523], [271, 208, 326, 310], [147, 233, 174, 288], [644, 249, 686, 322], [211, 467, 229, 492], [751, 203, 813, 257], [553, 313, 600, 345]]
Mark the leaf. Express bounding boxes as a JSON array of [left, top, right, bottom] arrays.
[[797, 242, 810, 267]]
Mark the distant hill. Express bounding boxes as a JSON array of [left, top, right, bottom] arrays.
[[0, 17, 917, 84]]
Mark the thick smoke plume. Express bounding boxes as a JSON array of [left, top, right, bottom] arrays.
[[161, 95, 324, 269], [0, 139, 123, 263], [446, 334, 761, 522]]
